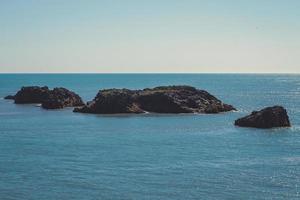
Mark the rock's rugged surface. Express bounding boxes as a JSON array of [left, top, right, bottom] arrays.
[[13, 86, 50, 104], [74, 89, 143, 114], [74, 85, 236, 114], [42, 87, 85, 109], [137, 86, 235, 113], [234, 106, 291, 128], [6, 86, 84, 109]]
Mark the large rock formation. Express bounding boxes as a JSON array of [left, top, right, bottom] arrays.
[[74, 85, 236, 114], [234, 106, 291, 128], [5, 86, 84, 109]]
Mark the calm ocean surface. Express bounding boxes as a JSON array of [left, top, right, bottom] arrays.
[[0, 74, 299, 199]]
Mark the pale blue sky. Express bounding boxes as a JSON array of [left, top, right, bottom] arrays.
[[0, 0, 299, 73]]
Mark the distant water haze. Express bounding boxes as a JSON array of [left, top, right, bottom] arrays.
[[0, 0, 299, 73]]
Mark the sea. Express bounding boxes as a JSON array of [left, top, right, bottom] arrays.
[[0, 74, 299, 199]]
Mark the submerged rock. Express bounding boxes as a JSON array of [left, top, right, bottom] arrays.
[[4, 95, 15, 100], [234, 106, 291, 128], [74, 85, 236, 114], [6, 86, 84, 109]]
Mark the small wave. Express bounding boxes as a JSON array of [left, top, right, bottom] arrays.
[[290, 126, 300, 132], [0, 112, 22, 116], [234, 108, 251, 114], [282, 156, 300, 163]]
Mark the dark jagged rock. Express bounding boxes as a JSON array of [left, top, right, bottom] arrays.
[[74, 89, 143, 114], [74, 85, 236, 114], [6, 86, 84, 109], [14, 86, 49, 104], [234, 106, 291, 128], [137, 86, 235, 113], [42, 87, 85, 109]]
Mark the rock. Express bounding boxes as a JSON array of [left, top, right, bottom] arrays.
[[234, 106, 291, 128], [4, 95, 15, 100], [137, 86, 235, 113], [74, 85, 236, 114], [14, 86, 49, 104], [6, 86, 84, 109], [74, 89, 143, 114], [42, 87, 85, 109]]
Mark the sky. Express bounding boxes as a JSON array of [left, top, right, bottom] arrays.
[[0, 0, 299, 73]]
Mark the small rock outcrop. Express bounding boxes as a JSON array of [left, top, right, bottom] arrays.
[[4, 95, 15, 100], [234, 106, 291, 128], [5, 86, 84, 109], [13, 86, 50, 104], [74, 85, 236, 114]]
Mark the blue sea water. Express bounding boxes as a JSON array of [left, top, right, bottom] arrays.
[[0, 74, 299, 200]]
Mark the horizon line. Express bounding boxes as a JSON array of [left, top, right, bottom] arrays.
[[0, 72, 300, 75]]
